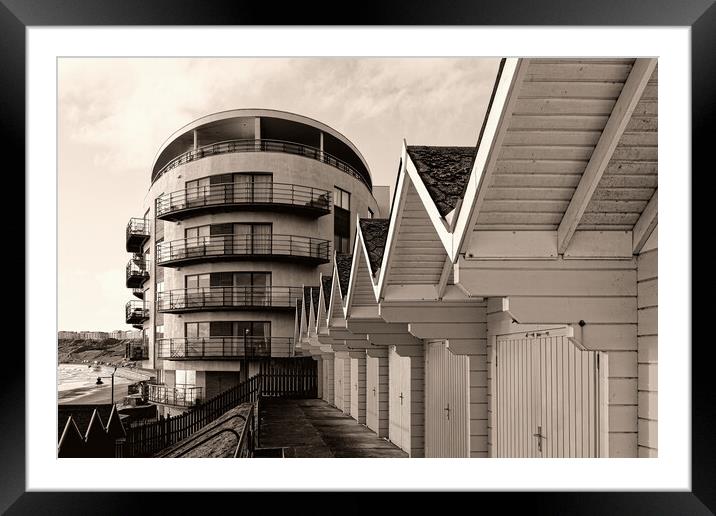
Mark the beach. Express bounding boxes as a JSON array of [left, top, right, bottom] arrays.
[[58, 363, 139, 405]]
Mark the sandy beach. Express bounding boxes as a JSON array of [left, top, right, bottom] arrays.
[[58, 364, 137, 405]]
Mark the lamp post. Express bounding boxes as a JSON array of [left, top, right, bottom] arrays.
[[96, 366, 118, 405], [243, 328, 250, 382]]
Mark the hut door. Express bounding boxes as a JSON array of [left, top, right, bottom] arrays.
[[496, 329, 603, 458], [366, 355, 379, 432], [425, 341, 469, 457], [388, 346, 403, 450], [334, 357, 344, 411]]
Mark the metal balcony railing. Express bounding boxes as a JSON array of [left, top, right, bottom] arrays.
[[125, 254, 150, 288], [132, 287, 145, 300], [125, 300, 149, 325], [127, 342, 149, 361], [126, 218, 150, 252], [148, 384, 203, 407], [151, 138, 371, 190], [155, 181, 331, 220], [156, 286, 302, 313], [156, 336, 291, 360], [156, 234, 330, 266]]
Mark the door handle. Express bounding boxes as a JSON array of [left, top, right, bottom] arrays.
[[533, 425, 546, 452]]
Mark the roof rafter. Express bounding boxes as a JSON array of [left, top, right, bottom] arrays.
[[632, 189, 658, 254], [557, 58, 658, 254]]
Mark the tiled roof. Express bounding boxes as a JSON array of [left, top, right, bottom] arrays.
[[359, 219, 390, 275], [321, 276, 332, 310], [311, 287, 320, 315], [58, 404, 113, 441], [303, 287, 312, 318], [335, 254, 353, 297], [406, 146, 475, 217]]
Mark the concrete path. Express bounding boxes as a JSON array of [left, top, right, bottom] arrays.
[[257, 398, 407, 458]]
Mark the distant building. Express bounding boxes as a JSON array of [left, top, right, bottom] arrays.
[[77, 331, 109, 340], [58, 331, 78, 340]]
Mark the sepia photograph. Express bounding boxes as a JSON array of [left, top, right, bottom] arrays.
[[57, 56, 659, 460]]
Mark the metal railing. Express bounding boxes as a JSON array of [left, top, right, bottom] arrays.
[[127, 342, 149, 361], [148, 384, 203, 407], [125, 300, 149, 324], [155, 181, 331, 219], [151, 138, 371, 190], [157, 336, 292, 360], [126, 374, 263, 457], [156, 286, 302, 312], [126, 218, 150, 251], [156, 234, 330, 265], [125, 255, 150, 286], [132, 287, 144, 299]]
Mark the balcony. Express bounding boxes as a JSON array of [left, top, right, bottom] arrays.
[[148, 384, 202, 407], [152, 138, 371, 190], [156, 336, 291, 360], [156, 234, 330, 267], [126, 300, 149, 325], [155, 182, 331, 221], [157, 286, 302, 313], [126, 218, 150, 253], [126, 341, 149, 361], [125, 254, 150, 288], [132, 287, 144, 300]]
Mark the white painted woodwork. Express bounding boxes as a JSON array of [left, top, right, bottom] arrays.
[[558, 59, 657, 252], [453, 58, 528, 259], [409, 322, 487, 340], [388, 345, 425, 456], [366, 350, 389, 437], [342, 356, 352, 415], [637, 244, 658, 457], [632, 191, 657, 254], [425, 340, 470, 457], [380, 303, 487, 324], [495, 332, 604, 457], [350, 356, 367, 424], [322, 354, 335, 405], [334, 356, 344, 411], [385, 180, 449, 285]]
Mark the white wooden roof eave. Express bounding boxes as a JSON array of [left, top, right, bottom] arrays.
[[452, 57, 528, 260], [343, 219, 381, 320]]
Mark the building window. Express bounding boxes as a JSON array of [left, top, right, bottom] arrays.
[[334, 186, 350, 254], [334, 187, 350, 210], [175, 370, 196, 388]]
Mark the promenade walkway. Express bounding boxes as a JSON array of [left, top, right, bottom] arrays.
[[257, 398, 407, 458]]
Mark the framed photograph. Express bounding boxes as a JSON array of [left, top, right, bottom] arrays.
[[7, 0, 712, 512]]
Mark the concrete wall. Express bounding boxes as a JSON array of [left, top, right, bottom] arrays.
[[637, 228, 658, 457]]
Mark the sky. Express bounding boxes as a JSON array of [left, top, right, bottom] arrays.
[[58, 57, 500, 331]]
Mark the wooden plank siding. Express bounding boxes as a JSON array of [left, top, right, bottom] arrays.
[[478, 59, 634, 231], [387, 183, 447, 285], [477, 258, 639, 457], [637, 231, 658, 457]]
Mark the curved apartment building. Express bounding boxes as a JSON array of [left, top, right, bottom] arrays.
[[125, 109, 388, 415]]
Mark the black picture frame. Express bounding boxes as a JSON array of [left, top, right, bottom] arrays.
[[5, 0, 712, 513]]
